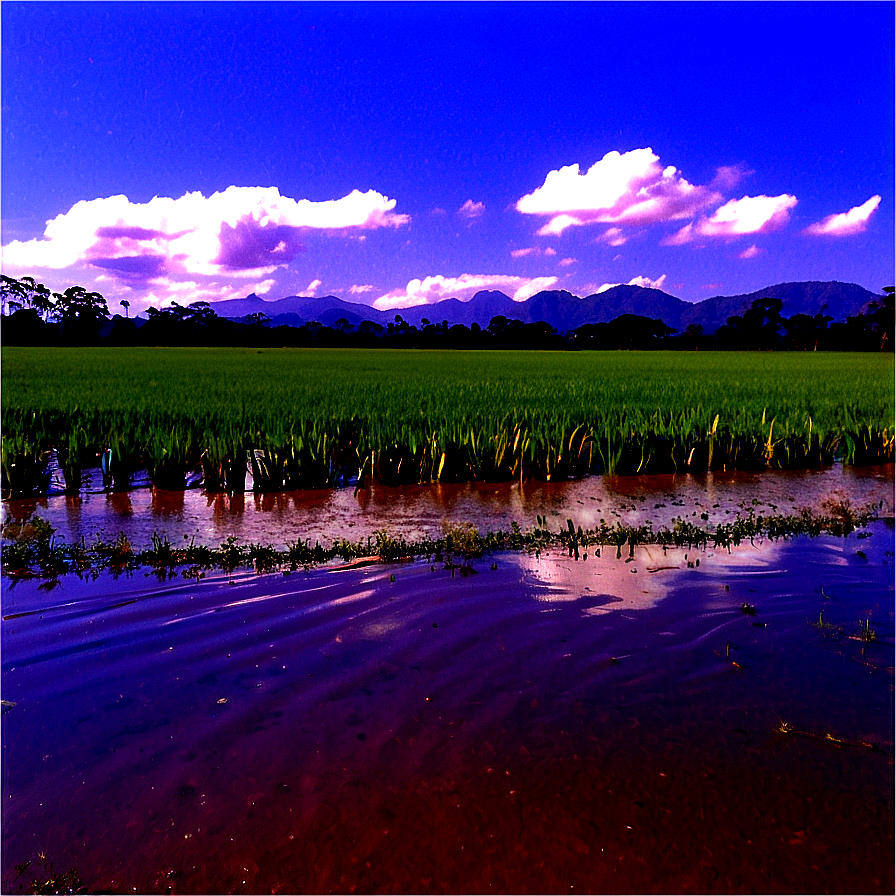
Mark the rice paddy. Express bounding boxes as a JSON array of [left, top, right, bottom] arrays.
[[1, 347, 893, 497]]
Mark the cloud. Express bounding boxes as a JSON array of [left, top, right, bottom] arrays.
[[804, 195, 881, 236], [711, 164, 753, 191], [739, 245, 764, 259], [558, 257, 577, 267], [664, 193, 798, 244], [349, 284, 375, 294], [1, 186, 409, 285], [305, 279, 322, 296], [373, 273, 559, 311], [511, 246, 557, 259], [698, 194, 797, 236], [592, 274, 667, 294], [596, 227, 628, 246], [457, 199, 485, 220], [516, 148, 722, 236]]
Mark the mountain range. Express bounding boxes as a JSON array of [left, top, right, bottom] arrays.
[[205, 281, 881, 335]]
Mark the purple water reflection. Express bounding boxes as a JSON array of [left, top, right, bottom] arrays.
[[2, 464, 893, 551]]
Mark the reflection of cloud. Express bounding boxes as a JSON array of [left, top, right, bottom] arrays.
[[374, 273, 558, 310], [1, 186, 409, 286], [520, 541, 779, 613], [521, 546, 677, 611], [804, 195, 881, 236], [517, 148, 721, 236]]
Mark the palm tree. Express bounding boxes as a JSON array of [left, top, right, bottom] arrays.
[[120, 300, 130, 319]]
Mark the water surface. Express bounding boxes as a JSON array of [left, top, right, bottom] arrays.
[[2, 522, 893, 893]]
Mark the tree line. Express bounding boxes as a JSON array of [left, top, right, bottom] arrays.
[[1, 275, 892, 351]]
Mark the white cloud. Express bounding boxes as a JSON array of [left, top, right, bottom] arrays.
[[628, 274, 667, 290], [254, 278, 277, 295], [373, 273, 559, 311], [513, 276, 559, 301], [558, 257, 577, 267], [517, 148, 722, 235], [1, 186, 409, 285], [739, 245, 764, 260], [596, 227, 628, 246], [139, 278, 237, 310], [697, 194, 797, 236], [305, 279, 322, 296], [592, 274, 667, 294], [664, 193, 797, 244], [349, 284, 375, 294], [511, 246, 558, 259], [804, 195, 881, 236], [457, 199, 485, 220]]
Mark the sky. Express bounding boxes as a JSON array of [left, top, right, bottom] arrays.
[[2, 1, 893, 317]]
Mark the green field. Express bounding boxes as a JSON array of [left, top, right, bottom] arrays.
[[2, 347, 893, 496]]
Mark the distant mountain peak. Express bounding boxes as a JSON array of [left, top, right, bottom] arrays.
[[211, 280, 877, 335]]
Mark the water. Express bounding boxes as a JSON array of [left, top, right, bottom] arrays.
[[2, 463, 893, 552], [2, 521, 893, 893]]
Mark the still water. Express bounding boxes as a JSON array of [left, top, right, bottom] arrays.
[[2, 463, 893, 550]]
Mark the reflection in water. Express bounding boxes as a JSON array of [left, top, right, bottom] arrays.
[[150, 488, 183, 517], [2, 464, 892, 552], [106, 491, 133, 516], [1, 527, 892, 894]]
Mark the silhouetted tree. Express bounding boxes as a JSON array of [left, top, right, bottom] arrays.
[[54, 286, 109, 342]]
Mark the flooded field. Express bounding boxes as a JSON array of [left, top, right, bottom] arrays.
[[2, 463, 894, 551], [1, 466, 894, 893]]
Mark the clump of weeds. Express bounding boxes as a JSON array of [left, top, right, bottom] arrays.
[[810, 609, 841, 633], [12, 852, 84, 895]]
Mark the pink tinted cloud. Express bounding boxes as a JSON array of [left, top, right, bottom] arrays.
[[596, 227, 628, 246], [457, 200, 485, 220], [739, 245, 764, 259], [511, 246, 557, 259], [804, 195, 881, 236], [710, 164, 753, 191], [516, 148, 722, 235], [1, 186, 409, 286]]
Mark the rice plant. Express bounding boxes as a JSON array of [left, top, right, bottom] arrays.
[[1, 347, 892, 496]]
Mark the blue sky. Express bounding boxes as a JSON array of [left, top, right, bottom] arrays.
[[2, 1, 893, 316]]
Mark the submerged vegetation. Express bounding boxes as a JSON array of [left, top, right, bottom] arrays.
[[1, 348, 893, 498], [1, 499, 882, 581]]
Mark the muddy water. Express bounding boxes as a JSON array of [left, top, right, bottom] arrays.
[[2, 521, 893, 893], [2, 464, 894, 550]]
